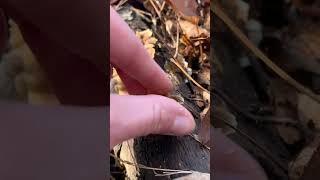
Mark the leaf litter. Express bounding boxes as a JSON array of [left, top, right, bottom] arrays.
[[212, 0, 320, 179], [111, 0, 210, 179]]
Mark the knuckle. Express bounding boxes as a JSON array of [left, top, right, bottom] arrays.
[[150, 100, 173, 134]]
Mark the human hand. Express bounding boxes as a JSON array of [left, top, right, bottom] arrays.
[[109, 7, 195, 148]]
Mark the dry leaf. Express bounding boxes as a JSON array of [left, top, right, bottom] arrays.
[[136, 29, 158, 58], [198, 66, 210, 86], [179, 20, 209, 39], [167, 0, 198, 17], [110, 69, 128, 95], [298, 93, 320, 129], [165, 0, 200, 24]]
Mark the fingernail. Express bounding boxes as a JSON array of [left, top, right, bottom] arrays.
[[173, 116, 195, 134]]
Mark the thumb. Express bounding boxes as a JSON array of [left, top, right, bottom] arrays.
[[110, 94, 195, 148]]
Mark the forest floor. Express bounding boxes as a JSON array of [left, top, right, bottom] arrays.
[[110, 0, 210, 179], [213, 0, 320, 179]]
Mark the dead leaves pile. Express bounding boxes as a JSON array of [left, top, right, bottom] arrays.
[[136, 29, 158, 59]]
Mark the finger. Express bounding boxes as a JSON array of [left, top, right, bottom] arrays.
[[116, 68, 147, 95], [110, 7, 172, 95], [110, 94, 195, 148]]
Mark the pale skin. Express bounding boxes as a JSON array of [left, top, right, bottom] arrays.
[[109, 6, 195, 148]]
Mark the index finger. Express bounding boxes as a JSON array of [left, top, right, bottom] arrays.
[[110, 6, 172, 95]]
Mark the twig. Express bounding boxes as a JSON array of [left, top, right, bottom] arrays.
[[189, 134, 210, 150], [223, 120, 288, 173], [110, 153, 193, 176], [148, 0, 162, 18], [160, 1, 166, 12], [154, 0, 162, 11], [199, 41, 204, 62], [170, 58, 209, 93], [152, 28, 209, 94], [174, 16, 180, 58], [131, 7, 152, 22], [115, 0, 128, 11], [211, 4, 320, 104], [131, 6, 152, 17]]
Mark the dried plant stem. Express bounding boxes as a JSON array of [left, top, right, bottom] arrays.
[[174, 16, 180, 58], [160, 1, 166, 12], [131, 6, 152, 17], [148, 0, 162, 18], [189, 134, 210, 150], [131, 7, 152, 22], [170, 58, 209, 93], [110, 153, 193, 176], [212, 4, 320, 104], [115, 0, 128, 10]]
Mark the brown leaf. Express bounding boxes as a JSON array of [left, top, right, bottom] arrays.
[[136, 29, 158, 59], [166, 0, 198, 17], [298, 93, 320, 129], [165, 0, 200, 24], [179, 20, 209, 39]]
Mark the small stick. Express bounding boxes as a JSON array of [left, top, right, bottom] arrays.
[[110, 153, 193, 176], [131, 6, 152, 17], [170, 58, 209, 93], [115, 0, 128, 11], [131, 7, 152, 22], [160, 1, 166, 12], [189, 134, 210, 150], [152, 30, 209, 94], [174, 16, 180, 58], [148, 0, 162, 18]]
